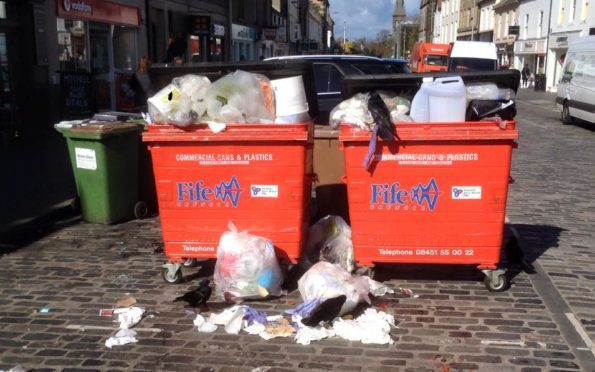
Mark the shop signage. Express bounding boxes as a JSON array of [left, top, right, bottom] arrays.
[[56, 0, 140, 27], [508, 25, 519, 35], [212, 24, 225, 37], [232, 24, 255, 41], [514, 38, 546, 54], [60, 71, 95, 117], [262, 28, 277, 41], [193, 15, 211, 35]]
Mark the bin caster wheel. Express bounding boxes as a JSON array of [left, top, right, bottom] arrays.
[[134, 201, 148, 219], [162, 268, 183, 284], [484, 273, 508, 292], [183, 258, 199, 268]]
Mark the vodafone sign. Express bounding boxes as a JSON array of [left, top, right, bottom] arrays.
[[63, 0, 92, 14], [56, 0, 140, 27]]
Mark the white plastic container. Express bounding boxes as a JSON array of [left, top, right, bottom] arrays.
[[271, 76, 310, 123], [409, 77, 433, 122], [426, 76, 467, 122]]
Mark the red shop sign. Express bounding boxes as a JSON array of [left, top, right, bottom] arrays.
[[56, 0, 140, 27]]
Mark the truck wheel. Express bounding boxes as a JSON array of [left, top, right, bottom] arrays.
[[562, 102, 574, 125]]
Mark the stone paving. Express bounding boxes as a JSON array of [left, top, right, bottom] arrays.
[[1, 89, 594, 372], [508, 89, 595, 355]]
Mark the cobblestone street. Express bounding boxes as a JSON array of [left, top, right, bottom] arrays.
[[0, 89, 594, 372]]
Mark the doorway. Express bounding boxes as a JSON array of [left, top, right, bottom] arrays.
[[89, 22, 115, 110]]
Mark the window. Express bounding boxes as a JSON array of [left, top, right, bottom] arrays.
[[570, 0, 577, 21], [313, 64, 342, 93], [424, 55, 448, 66], [559, 2, 565, 24], [537, 11, 543, 36], [561, 52, 576, 82], [57, 18, 88, 71], [0, 1, 5, 19], [582, 0, 589, 22], [523, 14, 529, 39], [113, 26, 137, 70]]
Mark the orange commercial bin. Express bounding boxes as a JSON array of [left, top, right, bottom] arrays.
[[143, 123, 313, 283], [339, 120, 518, 291]]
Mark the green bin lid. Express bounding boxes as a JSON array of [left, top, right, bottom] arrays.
[[61, 122, 143, 140]]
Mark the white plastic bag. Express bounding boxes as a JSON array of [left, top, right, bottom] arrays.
[[204, 70, 275, 124], [214, 222, 284, 301], [329, 93, 373, 130], [297, 261, 370, 316], [304, 215, 354, 273]]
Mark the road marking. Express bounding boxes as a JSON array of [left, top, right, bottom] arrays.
[[66, 324, 162, 333], [565, 312, 595, 358]]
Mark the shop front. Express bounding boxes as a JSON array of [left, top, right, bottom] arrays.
[[232, 24, 256, 61], [496, 42, 514, 68], [513, 38, 547, 79], [187, 16, 226, 63], [55, 0, 141, 114]]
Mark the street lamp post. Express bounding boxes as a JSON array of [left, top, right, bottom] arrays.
[[343, 19, 346, 53]]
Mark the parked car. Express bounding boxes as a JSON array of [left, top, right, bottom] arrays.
[[556, 35, 595, 125], [265, 55, 410, 124], [448, 41, 498, 72]]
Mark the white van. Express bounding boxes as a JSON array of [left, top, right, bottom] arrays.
[[556, 35, 595, 125], [448, 41, 498, 72]]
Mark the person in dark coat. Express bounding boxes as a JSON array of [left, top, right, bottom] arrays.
[[521, 64, 531, 88]]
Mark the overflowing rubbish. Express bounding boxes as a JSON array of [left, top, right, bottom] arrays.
[[99, 309, 114, 317], [148, 75, 211, 126], [193, 314, 218, 333], [205, 70, 275, 124], [35, 307, 51, 313], [304, 215, 355, 273], [104, 306, 146, 348], [115, 295, 136, 308], [105, 328, 138, 348], [301, 295, 347, 327], [271, 76, 310, 124], [115, 306, 145, 329], [298, 261, 371, 316], [214, 223, 284, 302], [398, 288, 420, 298], [332, 308, 396, 344], [466, 99, 516, 121], [173, 279, 212, 308], [147, 70, 279, 127]]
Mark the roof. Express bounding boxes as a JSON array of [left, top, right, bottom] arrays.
[[450, 41, 498, 59]]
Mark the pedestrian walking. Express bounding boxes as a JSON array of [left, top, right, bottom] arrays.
[[521, 63, 531, 88]]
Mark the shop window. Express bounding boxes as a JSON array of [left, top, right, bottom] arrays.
[[57, 18, 88, 71], [113, 26, 137, 70]]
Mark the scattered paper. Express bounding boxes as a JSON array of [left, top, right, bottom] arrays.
[[114, 307, 145, 329], [116, 296, 137, 308], [194, 314, 217, 333], [105, 329, 138, 348]]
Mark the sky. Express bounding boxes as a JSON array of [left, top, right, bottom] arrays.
[[328, 0, 420, 40]]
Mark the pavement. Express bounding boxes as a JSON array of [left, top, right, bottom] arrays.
[[1, 88, 594, 371]]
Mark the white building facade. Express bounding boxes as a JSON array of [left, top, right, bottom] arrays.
[[478, 0, 497, 41], [546, 0, 595, 91], [494, 0, 519, 68], [440, 0, 461, 43], [514, 0, 551, 84], [434, 2, 443, 42]]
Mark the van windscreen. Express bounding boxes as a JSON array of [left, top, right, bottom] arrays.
[[449, 57, 497, 71], [425, 55, 448, 66]]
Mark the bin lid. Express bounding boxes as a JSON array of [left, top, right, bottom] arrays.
[[341, 70, 521, 100], [61, 122, 143, 140], [148, 61, 319, 121]]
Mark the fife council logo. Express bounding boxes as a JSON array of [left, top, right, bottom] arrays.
[[63, 0, 71, 11]]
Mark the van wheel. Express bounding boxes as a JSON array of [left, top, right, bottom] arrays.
[[562, 101, 574, 125]]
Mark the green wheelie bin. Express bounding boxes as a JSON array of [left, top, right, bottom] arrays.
[[59, 123, 145, 224]]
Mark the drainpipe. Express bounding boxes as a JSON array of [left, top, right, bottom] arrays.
[[544, 0, 553, 90]]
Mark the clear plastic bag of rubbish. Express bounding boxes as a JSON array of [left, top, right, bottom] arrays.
[[329, 93, 373, 130], [173, 74, 211, 119], [147, 75, 211, 126], [214, 222, 283, 301], [298, 261, 370, 316], [304, 215, 355, 273], [205, 70, 275, 124], [378, 91, 410, 117], [466, 83, 516, 102]]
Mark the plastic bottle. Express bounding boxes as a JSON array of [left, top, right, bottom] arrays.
[[426, 76, 466, 122], [409, 77, 433, 122]]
